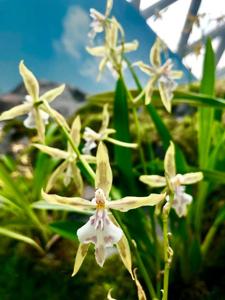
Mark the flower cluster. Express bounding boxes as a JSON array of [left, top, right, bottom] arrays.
[[42, 142, 165, 275], [140, 142, 203, 217], [87, 0, 138, 79], [134, 38, 183, 112]]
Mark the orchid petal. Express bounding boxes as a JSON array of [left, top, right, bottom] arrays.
[[80, 154, 96, 164], [95, 142, 112, 196], [72, 243, 90, 276], [133, 61, 154, 76], [150, 38, 161, 67], [86, 46, 105, 57], [19, 60, 39, 101], [106, 137, 137, 148], [77, 210, 122, 267], [107, 289, 117, 300], [71, 115, 81, 146], [158, 80, 172, 113], [46, 160, 68, 192], [32, 144, 68, 159], [117, 40, 139, 53], [170, 70, 183, 79], [41, 84, 65, 103], [180, 172, 203, 185], [109, 215, 134, 279], [105, 0, 113, 17], [164, 141, 176, 178], [133, 268, 147, 300], [0, 103, 32, 121], [41, 190, 96, 212], [107, 193, 165, 212], [139, 175, 166, 187], [145, 77, 157, 105], [33, 108, 45, 143]]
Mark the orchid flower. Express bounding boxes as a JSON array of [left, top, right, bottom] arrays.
[[42, 142, 165, 275], [0, 61, 65, 142], [88, 0, 113, 40], [140, 142, 203, 217], [82, 104, 137, 154], [134, 38, 183, 112], [87, 19, 138, 80], [33, 116, 95, 194]]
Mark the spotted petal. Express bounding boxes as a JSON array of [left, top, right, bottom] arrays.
[[180, 172, 203, 185], [109, 215, 134, 279], [139, 175, 166, 187], [19, 60, 39, 101], [41, 190, 95, 212], [95, 142, 112, 196], [32, 144, 68, 159], [107, 193, 165, 212], [0, 103, 32, 121], [164, 141, 176, 178], [77, 211, 123, 267], [41, 84, 65, 103], [72, 243, 90, 276]]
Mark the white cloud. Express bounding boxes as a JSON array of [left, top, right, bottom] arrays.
[[54, 5, 89, 58]]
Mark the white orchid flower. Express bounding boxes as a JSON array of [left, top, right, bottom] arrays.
[[42, 142, 165, 275], [0, 61, 65, 142], [89, 0, 113, 39], [82, 104, 137, 154], [134, 38, 183, 112], [33, 116, 95, 194], [87, 19, 138, 80], [140, 141, 203, 217]]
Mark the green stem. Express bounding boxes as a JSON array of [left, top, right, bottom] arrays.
[[162, 193, 174, 300]]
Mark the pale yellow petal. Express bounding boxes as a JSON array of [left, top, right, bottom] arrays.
[[86, 46, 105, 57], [107, 193, 165, 212], [80, 154, 96, 164], [133, 268, 147, 300], [41, 84, 65, 103], [158, 81, 172, 113], [105, 0, 113, 17], [19, 60, 39, 101], [109, 215, 134, 279], [32, 144, 68, 159], [43, 103, 70, 131], [107, 289, 117, 300], [145, 77, 157, 105], [181, 172, 203, 185], [95, 142, 112, 196], [171, 71, 183, 79], [46, 160, 68, 192], [41, 190, 96, 212], [117, 40, 139, 53], [139, 175, 166, 187], [133, 61, 154, 76], [72, 243, 90, 276], [164, 141, 176, 178], [71, 115, 81, 146], [33, 108, 45, 143], [0, 103, 32, 121], [150, 38, 161, 67]]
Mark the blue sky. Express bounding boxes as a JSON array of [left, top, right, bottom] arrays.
[[0, 0, 193, 94]]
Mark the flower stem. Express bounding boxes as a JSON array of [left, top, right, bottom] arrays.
[[42, 100, 95, 183], [162, 194, 174, 300]]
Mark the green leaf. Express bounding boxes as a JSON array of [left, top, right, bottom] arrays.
[[0, 227, 44, 254], [198, 38, 215, 168], [49, 220, 83, 240], [113, 77, 136, 193]]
